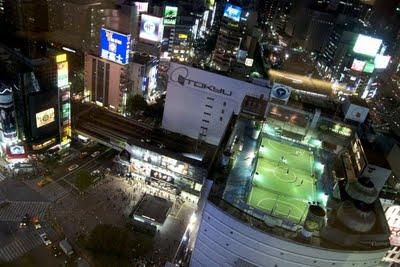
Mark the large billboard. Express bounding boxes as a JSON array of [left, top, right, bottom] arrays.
[[134, 2, 148, 13], [353, 34, 382, 57], [164, 6, 178, 25], [351, 59, 366, 72], [36, 108, 55, 128], [140, 14, 164, 42], [363, 61, 375, 73], [374, 55, 391, 69], [223, 3, 242, 22], [100, 28, 131, 65]]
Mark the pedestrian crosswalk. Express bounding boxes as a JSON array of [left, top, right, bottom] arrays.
[[0, 230, 42, 261], [38, 182, 71, 202], [23, 178, 71, 202], [0, 172, 7, 182], [0, 201, 50, 222]]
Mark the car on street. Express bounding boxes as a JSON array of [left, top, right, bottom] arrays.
[[40, 233, 52, 246], [80, 151, 88, 158], [90, 169, 100, 176], [19, 214, 30, 228], [68, 164, 79, 172], [51, 244, 62, 257], [37, 176, 52, 187], [91, 151, 100, 158], [32, 216, 41, 229]]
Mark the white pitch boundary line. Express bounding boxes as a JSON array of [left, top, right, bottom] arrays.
[[256, 196, 305, 221]]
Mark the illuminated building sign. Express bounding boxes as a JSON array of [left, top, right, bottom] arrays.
[[351, 59, 366, 72], [178, 34, 188, 39], [374, 55, 391, 69], [164, 6, 178, 25], [363, 61, 375, 73], [134, 2, 148, 13], [36, 108, 55, 128], [245, 58, 254, 67], [223, 3, 242, 22], [9, 145, 25, 155], [353, 34, 382, 57], [150, 169, 174, 184], [100, 28, 131, 65], [57, 61, 69, 88], [62, 103, 70, 118], [170, 66, 232, 96], [140, 15, 164, 42], [56, 54, 67, 63]]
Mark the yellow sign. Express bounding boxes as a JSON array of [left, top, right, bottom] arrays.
[[56, 54, 67, 63], [36, 108, 55, 128], [178, 34, 188, 39]]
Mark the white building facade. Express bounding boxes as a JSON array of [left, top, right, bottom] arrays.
[[190, 201, 388, 267], [162, 63, 271, 145]]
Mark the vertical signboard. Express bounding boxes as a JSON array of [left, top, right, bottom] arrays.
[[164, 6, 178, 25]]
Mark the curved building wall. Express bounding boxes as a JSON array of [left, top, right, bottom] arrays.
[[190, 201, 386, 267]]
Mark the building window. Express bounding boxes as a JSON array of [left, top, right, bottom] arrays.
[[202, 119, 209, 123], [207, 97, 215, 101], [205, 104, 213, 109], [220, 117, 223, 121], [203, 112, 211, 116], [223, 102, 227, 106], [221, 109, 224, 114]]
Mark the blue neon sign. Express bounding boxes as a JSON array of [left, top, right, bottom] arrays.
[[223, 3, 242, 22], [100, 28, 131, 65]]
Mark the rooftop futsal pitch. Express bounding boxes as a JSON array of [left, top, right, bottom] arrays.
[[247, 135, 316, 223]]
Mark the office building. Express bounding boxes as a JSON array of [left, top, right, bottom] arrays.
[[189, 92, 390, 267], [0, 44, 70, 152], [84, 53, 129, 112], [162, 62, 271, 146], [130, 52, 158, 101]]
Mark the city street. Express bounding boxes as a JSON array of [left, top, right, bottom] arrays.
[[51, 174, 195, 265]]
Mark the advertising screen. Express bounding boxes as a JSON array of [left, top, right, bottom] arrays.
[[223, 3, 242, 22], [351, 59, 366, 72], [363, 61, 375, 73], [57, 61, 69, 88], [140, 14, 164, 42], [353, 34, 382, 57], [134, 2, 148, 13], [374, 55, 391, 69], [164, 6, 178, 25], [36, 108, 55, 128], [100, 28, 131, 65]]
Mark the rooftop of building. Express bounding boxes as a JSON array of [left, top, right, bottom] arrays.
[[76, 104, 218, 171], [358, 136, 391, 169], [207, 114, 390, 252], [131, 52, 157, 65], [132, 194, 172, 225]]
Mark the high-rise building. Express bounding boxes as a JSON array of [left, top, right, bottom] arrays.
[[0, 44, 70, 152], [84, 53, 129, 112], [211, 4, 257, 72], [304, 11, 335, 53], [258, 0, 293, 31], [187, 93, 389, 267]]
